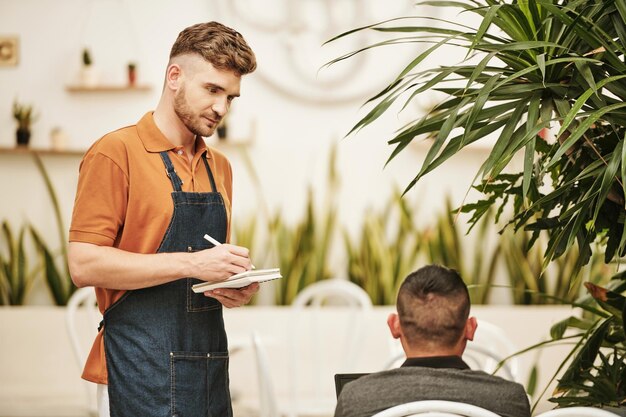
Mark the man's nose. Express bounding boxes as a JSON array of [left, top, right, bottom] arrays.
[[212, 98, 229, 117]]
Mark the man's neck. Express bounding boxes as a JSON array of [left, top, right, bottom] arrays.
[[403, 344, 464, 359], [153, 102, 196, 151]]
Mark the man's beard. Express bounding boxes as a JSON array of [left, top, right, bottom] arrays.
[[173, 85, 216, 137]]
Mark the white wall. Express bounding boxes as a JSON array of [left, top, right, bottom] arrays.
[[0, 0, 512, 305]]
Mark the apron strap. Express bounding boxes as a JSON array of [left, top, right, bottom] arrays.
[[202, 156, 218, 193], [159, 151, 183, 192], [160, 150, 218, 193]]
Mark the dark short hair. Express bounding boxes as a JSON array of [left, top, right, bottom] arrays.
[[397, 265, 470, 348], [169, 21, 257, 75]]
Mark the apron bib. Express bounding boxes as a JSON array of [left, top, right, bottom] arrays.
[[103, 151, 232, 417]]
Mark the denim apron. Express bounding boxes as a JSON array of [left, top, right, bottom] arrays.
[[103, 151, 232, 417]]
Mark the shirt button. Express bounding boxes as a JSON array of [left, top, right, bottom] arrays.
[[177, 150, 183, 155]]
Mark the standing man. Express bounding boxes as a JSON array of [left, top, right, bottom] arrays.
[[334, 265, 531, 417], [68, 22, 258, 417]]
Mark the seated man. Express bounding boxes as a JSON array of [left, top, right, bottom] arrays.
[[334, 264, 530, 417]]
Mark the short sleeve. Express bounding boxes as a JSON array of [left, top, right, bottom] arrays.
[[69, 150, 129, 246]]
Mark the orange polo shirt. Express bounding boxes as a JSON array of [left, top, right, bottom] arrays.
[[69, 112, 233, 384]]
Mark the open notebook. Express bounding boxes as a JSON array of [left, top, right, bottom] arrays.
[[192, 268, 282, 292]]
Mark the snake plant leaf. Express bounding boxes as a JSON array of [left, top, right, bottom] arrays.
[[526, 364, 538, 398], [30, 226, 67, 306], [0, 221, 34, 305]]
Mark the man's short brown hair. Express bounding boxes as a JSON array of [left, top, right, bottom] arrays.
[[397, 265, 470, 349], [170, 21, 256, 76]]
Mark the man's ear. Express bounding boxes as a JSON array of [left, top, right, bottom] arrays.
[[465, 316, 478, 342], [165, 64, 182, 90], [387, 313, 402, 339]]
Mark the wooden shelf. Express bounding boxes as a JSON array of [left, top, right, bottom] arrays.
[[0, 146, 85, 156], [205, 138, 254, 149], [65, 84, 152, 93]]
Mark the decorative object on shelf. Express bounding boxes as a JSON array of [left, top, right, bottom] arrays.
[[12, 99, 36, 147], [49, 127, 69, 151], [79, 47, 98, 87], [127, 61, 136, 86], [0, 36, 18, 66], [65, 84, 151, 92], [216, 114, 228, 140]]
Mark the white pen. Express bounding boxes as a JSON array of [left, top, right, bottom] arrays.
[[204, 234, 256, 269]]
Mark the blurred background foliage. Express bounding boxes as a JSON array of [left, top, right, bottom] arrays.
[[233, 146, 614, 306]]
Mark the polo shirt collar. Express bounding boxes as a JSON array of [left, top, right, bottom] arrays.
[[401, 355, 469, 370], [136, 112, 209, 158]]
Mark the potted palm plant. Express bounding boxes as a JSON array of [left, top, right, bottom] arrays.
[[127, 62, 137, 86], [327, 0, 626, 410], [80, 47, 98, 87], [12, 100, 36, 147]]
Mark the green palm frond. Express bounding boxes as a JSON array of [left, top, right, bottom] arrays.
[[328, 0, 626, 276]]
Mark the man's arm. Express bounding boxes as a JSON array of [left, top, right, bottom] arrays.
[[68, 241, 252, 290]]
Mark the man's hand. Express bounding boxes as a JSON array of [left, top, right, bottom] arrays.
[[204, 282, 260, 308], [191, 244, 252, 282]]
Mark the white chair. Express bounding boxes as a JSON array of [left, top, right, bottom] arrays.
[[291, 279, 372, 414], [465, 320, 520, 382], [251, 331, 279, 417], [291, 279, 373, 308], [535, 407, 619, 417], [371, 400, 502, 417], [251, 279, 372, 417], [66, 287, 100, 417]]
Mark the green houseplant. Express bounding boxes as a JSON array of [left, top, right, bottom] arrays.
[[12, 100, 36, 147], [0, 221, 36, 305], [127, 62, 137, 86], [328, 0, 626, 271], [80, 47, 98, 87], [31, 153, 75, 305], [328, 0, 626, 409]]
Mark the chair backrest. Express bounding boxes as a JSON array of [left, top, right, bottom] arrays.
[[291, 279, 373, 308], [372, 400, 502, 417], [465, 320, 520, 382], [66, 287, 99, 366], [65, 286, 100, 416], [535, 407, 619, 417], [290, 279, 373, 413], [250, 331, 279, 417]]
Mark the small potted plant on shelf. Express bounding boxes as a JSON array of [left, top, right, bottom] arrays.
[[127, 62, 137, 86], [80, 47, 98, 87], [12, 100, 36, 147]]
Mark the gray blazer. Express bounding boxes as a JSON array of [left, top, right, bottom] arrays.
[[334, 365, 531, 417]]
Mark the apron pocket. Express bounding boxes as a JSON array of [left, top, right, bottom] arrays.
[[185, 244, 222, 312], [170, 351, 232, 417], [187, 278, 222, 312]]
